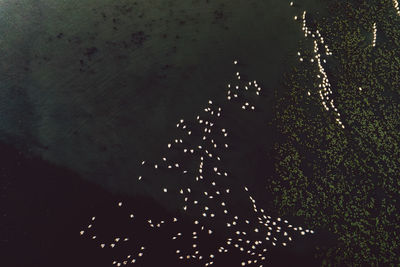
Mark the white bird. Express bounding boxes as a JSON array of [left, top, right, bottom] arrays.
[[79, 59, 314, 267]]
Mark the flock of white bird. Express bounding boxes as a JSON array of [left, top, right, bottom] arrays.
[[393, 0, 400, 16], [372, 22, 377, 47], [296, 8, 345, 129], [79, 57, 314, 266], [79, 2, 321, 266]]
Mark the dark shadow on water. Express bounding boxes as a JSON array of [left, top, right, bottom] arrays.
[[1, 140, 330, 267]]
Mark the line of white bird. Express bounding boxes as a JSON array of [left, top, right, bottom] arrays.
[[295, 8, 344, 128], [393, 0, 400, 16], [372, 22, 377, 47]]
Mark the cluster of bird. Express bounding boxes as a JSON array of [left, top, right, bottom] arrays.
[[372, 22, 377, 47], [78, 2, 320, 266], [393, 0, 400, 16], [79, 57, 314, 266], [294, 6, 345, 129]]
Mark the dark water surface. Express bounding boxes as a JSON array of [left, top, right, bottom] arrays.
[[1, 0, 332, 266], [0, 0, 328, 194]]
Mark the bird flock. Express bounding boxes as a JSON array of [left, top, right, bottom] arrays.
[[79, 58, 314, 266], [393, 0, 400, 16], [372, 22, 377, 47], [294, 7, 345, 129], [79, 2, 318, 266]]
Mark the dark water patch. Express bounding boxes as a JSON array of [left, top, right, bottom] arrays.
[[0, 0, 330, 202]]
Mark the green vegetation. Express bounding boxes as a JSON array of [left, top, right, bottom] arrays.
[[270, 0, 400, 265]]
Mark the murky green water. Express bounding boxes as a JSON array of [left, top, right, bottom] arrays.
[[0, 0, 329, 196]]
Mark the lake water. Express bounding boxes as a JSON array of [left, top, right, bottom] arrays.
[[0, 0, 334, 221], [0, 0, 329, 195], [1, 0, 338, 266]]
